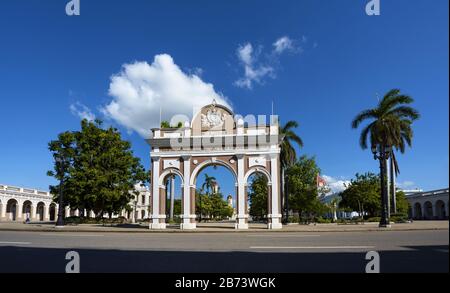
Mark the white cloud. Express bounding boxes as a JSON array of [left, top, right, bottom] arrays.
[[70, 102, 96, 121], [234, 43, 275, 89], [322, 175, 351, 194], [235, 36, 305, 89], [101, 54, 231, 138], [237, 43, 254, 64], [273, 36, 295, 54], [397, 181, 416, 188]]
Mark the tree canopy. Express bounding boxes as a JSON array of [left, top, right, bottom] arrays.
[[286, 155, 327, 222], [338, 172, 410, 217], [47, 119, 148, 218], [195, 173, 233, 221], [339, 172, 381, 217]]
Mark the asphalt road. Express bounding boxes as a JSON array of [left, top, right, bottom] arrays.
[[0, 230, 448, 273]]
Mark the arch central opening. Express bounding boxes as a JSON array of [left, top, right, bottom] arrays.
[[194, 163, 237, 228]]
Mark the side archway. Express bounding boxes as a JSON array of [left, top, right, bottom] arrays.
[[245, 169, 272, 224], [159, 168, 184, 186], [49, 203, 56, 221], [6, 199, 18, 221], [244, 167, 272, 185], [158, 168, 184, 227], [424, 201, 433, 219], [413, 202, 422, 219], [22, 200, 32, 221], [36, 202, 45, 221], [435, 200, 446, 219]]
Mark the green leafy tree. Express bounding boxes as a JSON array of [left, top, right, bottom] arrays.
[[286, 155, 325, 222], [248, 174, 268, 221], [339, 172, 381, 218], [160, 121, 171, 128], [161, 121, 183, 128], [393, 190, 410, 216], [210, 193, 233, 220], [47, 119, 148, 219], [196, 189, 233, 221]]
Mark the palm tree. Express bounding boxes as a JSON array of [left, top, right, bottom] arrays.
[[198, 174, 217, 222], [202, 174, 217, 195], [279, 121, 304, 223], [352, 89, 419, 226]]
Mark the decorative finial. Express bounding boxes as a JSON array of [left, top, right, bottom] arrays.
[[212, 99, 217, 107]]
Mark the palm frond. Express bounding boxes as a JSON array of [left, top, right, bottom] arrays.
[[387, 106, 420, 121], [351, 109, 377, 129], [282, 121, 299, 132]]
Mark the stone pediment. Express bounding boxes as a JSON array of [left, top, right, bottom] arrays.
[[191, 99, 235, 134]]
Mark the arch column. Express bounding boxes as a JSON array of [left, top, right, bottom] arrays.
[[181, 156, 196, 230], [54, 206, 59, 221], [65, 206, 70, 218], [0, 201, 6, 220], [446, 201, 449, 219], [235, 154, 249, 229], [429, 200, 437, 220], [268, 154, 282, 229], [432, 201, 437, 219], [30, 203, 36, 220], [150, 157, 166, 229], [17, 200, 23, 220], [44, 205, 50, 221]]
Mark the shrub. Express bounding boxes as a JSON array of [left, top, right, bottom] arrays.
[[288, 215, 300, 223], [366, 217, 381, 222], [390, 213, 408, 223], [315, 217, 332, 224], [64, 216, 82, 225], [336, 218, 349, 224]]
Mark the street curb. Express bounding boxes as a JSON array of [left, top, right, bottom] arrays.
[[0, 227, 448, 234]]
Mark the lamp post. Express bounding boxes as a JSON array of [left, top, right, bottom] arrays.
[[371, 144, 392, 228], [55, 155, 65, 227]]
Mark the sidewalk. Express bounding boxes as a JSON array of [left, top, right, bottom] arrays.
[[0, 220, 448, 233]]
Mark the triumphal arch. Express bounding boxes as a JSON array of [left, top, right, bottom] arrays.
[[146, 100, 282, 230]]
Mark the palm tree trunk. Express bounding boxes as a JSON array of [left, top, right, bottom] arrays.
[[386, 158, 391, 215], [389, 157, 397, 213], [379, 151, 390, 227]]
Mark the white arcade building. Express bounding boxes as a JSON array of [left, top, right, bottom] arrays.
[[0, 183, 150, 222]]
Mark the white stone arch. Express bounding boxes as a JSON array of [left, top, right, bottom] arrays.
[[6, 198, 18, 221], [189, 159, 237, 186], [159, 168, 184, 187], [424, 201, 433, 219], [22, 200, 33, 220], [244, 167, 272, 186], [434, 200, 446, 219], [36, 201, 46, 221], [49, 203, 57, 221], [413, 202, 422, 219]]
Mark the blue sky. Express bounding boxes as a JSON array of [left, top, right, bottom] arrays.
[[0, 0, 448, 198]]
